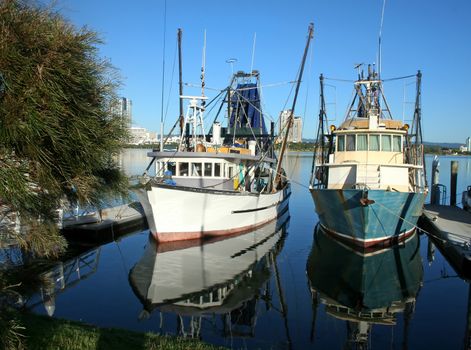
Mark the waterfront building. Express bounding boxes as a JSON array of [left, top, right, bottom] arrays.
[[279, 110, 303, 143], [129, 127, 158, 145], [466, 137, 471, 151]]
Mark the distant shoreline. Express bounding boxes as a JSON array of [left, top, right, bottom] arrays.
[[123, 145, 471, 157]]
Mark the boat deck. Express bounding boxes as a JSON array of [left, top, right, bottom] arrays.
[[421, 204, 471, 279]]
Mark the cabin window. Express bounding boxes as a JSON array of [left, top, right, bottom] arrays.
[[346, 135, 356, 151], [204, 163, 212, 177], [381, 135, 392, 151], [369, 135, 380, 151], [167, 162, 176, 176], [337, 135, 345, 152], [179, 162, 189, 176], [191, 163, 202, 176], [214, 163, 221, 177], [357, 134, 368, 151], [228, 166, 233, 179], [393, 135, 402, 152]]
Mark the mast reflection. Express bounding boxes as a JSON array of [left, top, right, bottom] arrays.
[[307, 226, 423, 349]]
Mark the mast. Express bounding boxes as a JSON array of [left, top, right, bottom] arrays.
[[410, 70, 427, 190], [201, 30, 206, 103], [309, 74, 327, 188], [274, 23, 314, 190], [178, 28, 184, 135]]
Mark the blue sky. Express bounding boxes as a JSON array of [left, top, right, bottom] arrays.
[[56, 0, 471, 143]]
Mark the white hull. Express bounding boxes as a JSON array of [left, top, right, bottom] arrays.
[[138, 184, 290, 242]]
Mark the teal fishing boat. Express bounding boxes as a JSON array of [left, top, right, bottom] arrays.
[[309, 67, 427, 250]]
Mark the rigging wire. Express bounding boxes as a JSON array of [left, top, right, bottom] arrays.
[[382, 74, 416, 82], [184, 80, 296, 92], [324, 77, 355, 83], [232, 88, 276, 125], [324, 74, 415, 83], [163, 38, 178, 124]]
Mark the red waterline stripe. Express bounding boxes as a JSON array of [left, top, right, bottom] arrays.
[[320, 224, 416, 252]]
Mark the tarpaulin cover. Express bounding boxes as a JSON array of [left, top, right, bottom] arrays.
[[229, 83, 267, 135]]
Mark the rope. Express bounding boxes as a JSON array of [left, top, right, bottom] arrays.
[[373, 200, 471, 244]]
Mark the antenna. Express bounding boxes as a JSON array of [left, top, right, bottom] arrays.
[[201, 29, 206, 101], [226, 58, 237, 76], [160, 0, 167, 152], [250, 32, 257, 74], [378, 0, 387, 79], [354, 63, 364, 79]]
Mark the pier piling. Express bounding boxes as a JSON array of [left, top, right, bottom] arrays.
[[451, 161, 458, 206], [431, 156, 440, 205]]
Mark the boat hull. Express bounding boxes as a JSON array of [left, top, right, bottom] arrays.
[[138, 184, 291, 242], [310, 188, 425, 249]]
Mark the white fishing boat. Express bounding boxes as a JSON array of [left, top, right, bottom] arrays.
[[137, 25, 313, 243]]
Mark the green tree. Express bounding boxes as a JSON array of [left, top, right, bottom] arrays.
[[0, 0, 129, 218], [0, 1, 129, 347]]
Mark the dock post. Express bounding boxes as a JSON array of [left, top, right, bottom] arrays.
[[431, 156, 440, 205], [451, 161, 458, 206]]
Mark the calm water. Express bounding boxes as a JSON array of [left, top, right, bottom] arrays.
[[25, 150, 471, 349]]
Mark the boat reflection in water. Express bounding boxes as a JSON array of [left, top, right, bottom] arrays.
[[129, 210, 290, 339], [307, 226, 423, 349]]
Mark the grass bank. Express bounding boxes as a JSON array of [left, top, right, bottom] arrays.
[[19, 312, 223, 350]]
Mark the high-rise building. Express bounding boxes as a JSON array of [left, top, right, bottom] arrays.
[[111, 97, 132, 128], [279, 109, 303, 143], [466, 137, 471, 152], [291, 117, 303, 143]]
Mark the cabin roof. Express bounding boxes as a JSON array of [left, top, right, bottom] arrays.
[[147, 151, 276, 163], [338, 118, 404, 130]]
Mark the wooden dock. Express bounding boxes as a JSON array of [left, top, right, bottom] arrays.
[[421, 204, 471, 279], [61, 202, 148, 244]]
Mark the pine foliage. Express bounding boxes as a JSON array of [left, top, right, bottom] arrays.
[[0, 0, 129, 221]]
